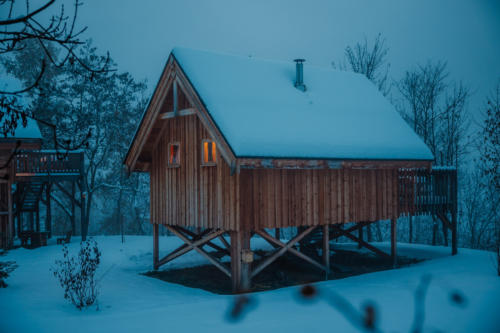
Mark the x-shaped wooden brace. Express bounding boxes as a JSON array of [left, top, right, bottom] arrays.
[[252, 226, 328, 278], [161, 226, 231, 277], [330, 222, 390, 258]]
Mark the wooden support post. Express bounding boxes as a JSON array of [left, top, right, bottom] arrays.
[[71, 181, 76, 234], [451, 211, 457, 255], [323, 224, 330, 279], [29, 212, 34, 231], [153, 223, 159, 270], [275, 228, 280, 240], [16, 212, 21, 238], [231, 230, 252, 293], [409, 215, 413, 244], [391, 218, 397, 268], [7, 180, 13, 248], [358, 223, 363, 249], [35, 205, 40, 232], [80, 182, 87, 241], [46, 184, 52, 238], [451, 169, 458, 256]]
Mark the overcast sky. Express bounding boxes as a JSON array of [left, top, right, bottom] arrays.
[[8, 0, 500, 123]]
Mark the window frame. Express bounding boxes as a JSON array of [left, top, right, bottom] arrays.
[[167, 142, 181, 168], [201, 139, 217, 166]]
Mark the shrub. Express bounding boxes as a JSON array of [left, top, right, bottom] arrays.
[[0, 260, 18, 288], [52, 239, 101, 309]]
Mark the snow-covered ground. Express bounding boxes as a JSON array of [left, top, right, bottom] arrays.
[[1, 236, 499, 333]]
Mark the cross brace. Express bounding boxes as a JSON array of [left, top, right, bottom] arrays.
[[160, 226, 231, 277], [252, 226, 329, 278]]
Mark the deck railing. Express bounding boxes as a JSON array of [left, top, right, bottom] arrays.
[[398, 167, 457, 216], [14, 150, 84, 177]]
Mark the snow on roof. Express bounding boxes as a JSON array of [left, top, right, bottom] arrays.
[[0, 117, 43, 140], [172, 48, 433, 161]]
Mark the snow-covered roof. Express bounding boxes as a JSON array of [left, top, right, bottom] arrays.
[[172, 48, 433, 161], [0, 117, 43, 140]]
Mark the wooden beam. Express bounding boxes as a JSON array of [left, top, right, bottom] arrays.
[[54, 182, 80, 208], [253, 226, 327, 278], [153, 224, 159, 270], [391, 218, 397, 267], [7, 179, 13, 248], [46, 183, 52, 238], [166, 226, 230, 277], [173, 79, 178, 116], [176, 226, 229, 254], [332, 224, 391, 258], [230, 231, 242, 292], [238, 158, 432, 170], [159, 108, 196, 120], [323, 224, 330, 279], [451, 211, 457, 255]]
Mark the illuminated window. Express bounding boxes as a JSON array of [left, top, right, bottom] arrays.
[[168, 143, 180, 166], [202, 140, 217, 165]]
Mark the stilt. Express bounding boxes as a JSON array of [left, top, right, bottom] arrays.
[[391, 218, 397, 268], [231, 230, 252, 293], [408, 215, 413, 244], [35, 204, 40, 232], [71, 181, 76, 234], [29, 212, 34, 231], [153, 223, 159, 270], [358, 223, 363, 249], [7, 180, 13, 248], [80, 180, 87, 241], [451, 211, 457, 255], [323, 224, 330, 279], [275, 228, 280, 240], [46, 183, 52, 238]]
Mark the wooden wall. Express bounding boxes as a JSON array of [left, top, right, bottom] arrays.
[[239, 168, 399, 230], [150, 114, 402, 231], [150, 114, 240, 230]]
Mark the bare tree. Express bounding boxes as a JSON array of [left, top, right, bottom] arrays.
[[437, 82, 470, 167], [0, 0, 109, 150], [334, 33, 391, 95], [397, 61, 448, 158]]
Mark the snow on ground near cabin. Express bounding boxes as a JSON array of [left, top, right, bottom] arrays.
[[1, 236, 499, 333], [172, 48, 433, 161]]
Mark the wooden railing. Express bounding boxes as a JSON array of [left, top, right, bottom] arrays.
[[398, 167, 457, 216], [14, 150, 84, 177]]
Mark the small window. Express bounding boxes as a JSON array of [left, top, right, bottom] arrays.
[[202, 140, 217, 166], [168, 143, 180, 167]]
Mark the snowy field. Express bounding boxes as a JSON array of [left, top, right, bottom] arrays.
[[1, 236, 499, 333]]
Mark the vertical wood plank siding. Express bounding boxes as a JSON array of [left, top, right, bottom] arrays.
[[238, 168, 400, 231], [150, 115, 408, 231], [150, 115, 240, 230]]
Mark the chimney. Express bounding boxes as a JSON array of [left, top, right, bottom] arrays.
[[294, 59, 306, 91]]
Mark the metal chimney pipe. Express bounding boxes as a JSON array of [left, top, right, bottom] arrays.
[[294, 59, 306, 91]]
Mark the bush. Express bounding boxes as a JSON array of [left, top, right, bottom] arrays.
[[0, 260, 18, 288], [52, 239, 101, 309]]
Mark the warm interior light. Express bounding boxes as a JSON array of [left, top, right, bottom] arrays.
[[203, 141, 216, 164]]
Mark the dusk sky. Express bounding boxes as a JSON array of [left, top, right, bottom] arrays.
[[76, 0, 500, 123]]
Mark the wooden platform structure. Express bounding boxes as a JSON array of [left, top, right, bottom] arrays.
[[0, 126, 86, 249], [124, 48, 458, 292]]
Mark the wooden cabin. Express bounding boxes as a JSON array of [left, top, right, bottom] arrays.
[[125, 48, 457, 292], [0, 119, 86, 249]]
